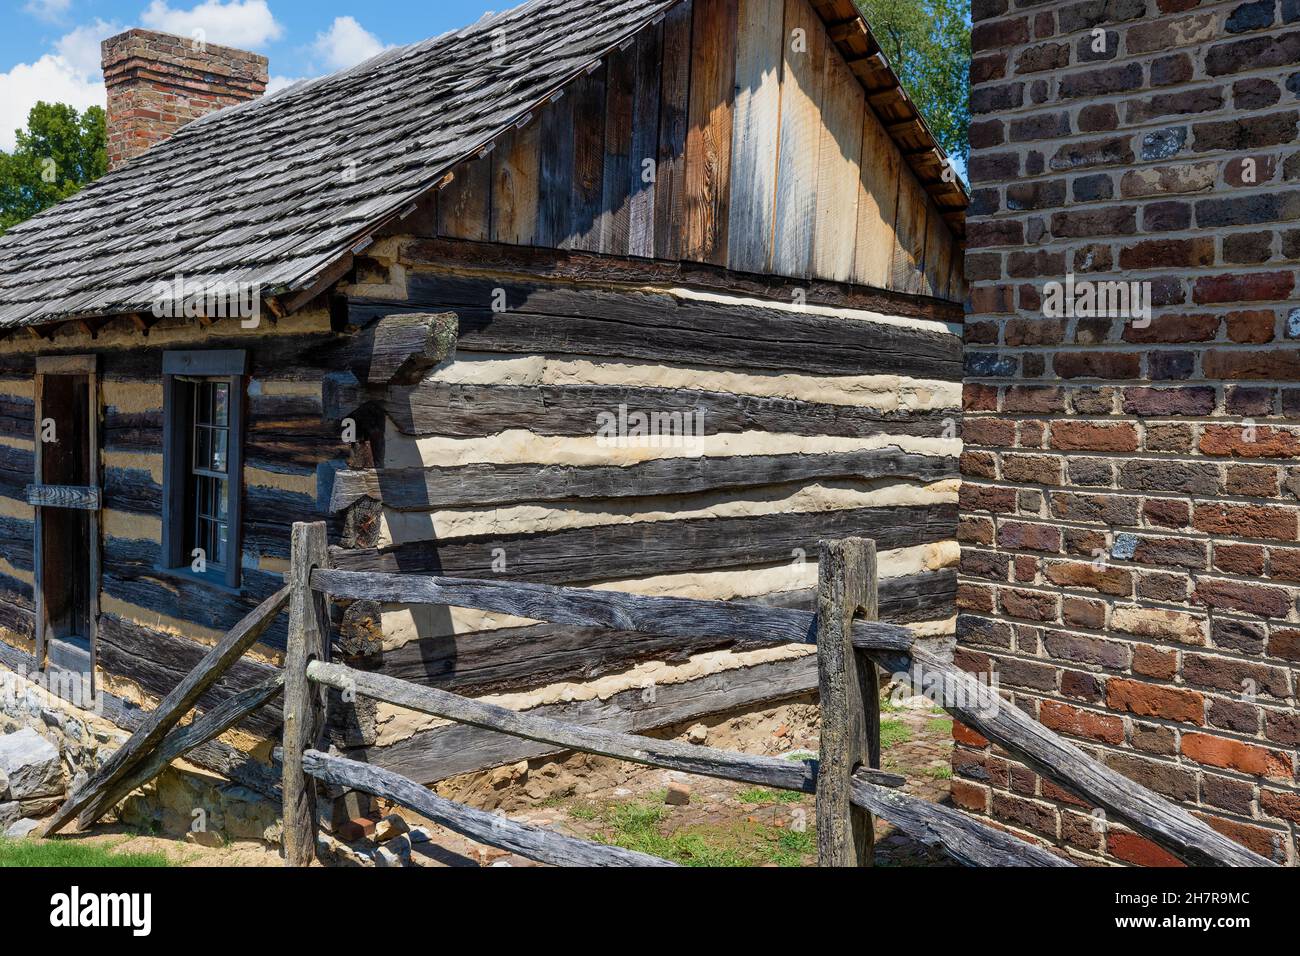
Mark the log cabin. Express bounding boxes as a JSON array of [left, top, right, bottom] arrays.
[[0, 0, 966, 811]]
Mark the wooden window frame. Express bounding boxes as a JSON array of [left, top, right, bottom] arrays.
[[161, 350, 247, 590]]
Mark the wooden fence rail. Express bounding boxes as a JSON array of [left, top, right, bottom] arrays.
[[302, 523, 1274, 869], [306, 659, 1066, 867], [42, 519, 1274, 869]]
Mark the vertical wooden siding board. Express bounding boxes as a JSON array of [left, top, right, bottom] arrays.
[[683, 0, 737, 266], [566, 67, 608, 252], [811, 41, 865, 284], [628, 23, 664, 259], [947, 244, 966, 304], [852, 107, 900, 288], [654, 0, 693, 261], [491, 122, 541, 245], [771, 0, 826, 279], [891, 168, 928, 294], [538, 90, 577, 248], [436, 156, 492, 242], [726, 0, 785, 275], [926, 201, 954, 300], [600, 43, 637, 256]]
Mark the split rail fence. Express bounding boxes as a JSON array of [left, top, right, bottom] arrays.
[[44, 521, 1276, 868]]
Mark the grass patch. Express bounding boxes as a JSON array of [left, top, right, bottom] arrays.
[[587, 798, 815, 867], [0, 838, 171, 868], [880, 718, 913, 750], [925, 764, 953, 780], [784, 751, 816, 762], [926, 717, 954, 736], [736, 787, 804, 805]]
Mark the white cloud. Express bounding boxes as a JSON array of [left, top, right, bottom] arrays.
[[265, 74, 304, 95], [141, 0, 284, 49], [311, 16, 387, 72], [0, 55, 105, 152], [23, 0, 72, 24], [55, 18, 123, 77]]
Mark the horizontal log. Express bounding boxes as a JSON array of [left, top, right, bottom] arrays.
[[313, 660, 904, 788], [0, 443, 32, 498], [327, 504, 957, 583], [866, 646, 1275, 868], [349, 274, 961, 382], [302, 748, 677, 867], [79, 673, 285, 828], [95, 613, 282, 737], [101, 537, 289, 647], [311, 661, 1063, 867], [0, 515, 34, 571], [354, 656, 825, 783], [341, 312, 458, 386], [366, 571, 955, 698], [0, 395, 34, 440], [325, 378, 958, 440], [312, 568, 914, 653], [26, 484, 101, 511], [43, 585, 289, 836], [328, 448, 958, 512], [395, 238, 965, 323]]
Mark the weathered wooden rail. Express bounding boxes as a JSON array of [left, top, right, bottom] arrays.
[[46, 520, 1276, 868]]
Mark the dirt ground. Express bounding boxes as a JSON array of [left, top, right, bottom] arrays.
[[17, 692, 957, 867], [381, 692, 959, 868]]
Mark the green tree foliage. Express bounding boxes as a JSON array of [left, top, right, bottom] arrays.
[[0, 102, 107, 235], [857, 0, 970, 169]]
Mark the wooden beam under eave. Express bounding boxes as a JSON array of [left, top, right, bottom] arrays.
[[280, 253, 355, 316]]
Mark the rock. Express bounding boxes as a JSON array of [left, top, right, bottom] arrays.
[[372, 836, 412, 868], [185, 829, 224, 848], [0, 801, 20, 829], [374, 813, 409, 842], [0, 729, 64, 799], [665, 782, 691, 806], [0, 766, 7, 798], [19, 796, 62, 817], [686, 724, 708, 745], [5, 818, 41, 839], [408, 826, 434, 844]]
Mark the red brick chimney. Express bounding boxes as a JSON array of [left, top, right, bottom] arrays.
[[101, 29, 268, 171]]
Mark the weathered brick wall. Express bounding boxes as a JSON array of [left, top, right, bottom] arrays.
[[960, 0, 1300, 865]]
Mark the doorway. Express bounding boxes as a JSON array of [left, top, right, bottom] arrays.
[[31, 355, 101, 696]]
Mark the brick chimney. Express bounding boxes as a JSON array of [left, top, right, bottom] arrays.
[[101, 29, 268, 170]]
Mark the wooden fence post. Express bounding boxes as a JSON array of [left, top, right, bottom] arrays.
[[816, 537, 879, 867], [283, 521, 330, 866]]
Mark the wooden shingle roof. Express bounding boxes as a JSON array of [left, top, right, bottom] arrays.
[[0, 0, 965, 331]]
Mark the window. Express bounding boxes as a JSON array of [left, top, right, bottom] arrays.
[[162, 351, 246, 588]]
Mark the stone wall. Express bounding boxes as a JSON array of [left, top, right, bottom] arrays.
[[959, 0, 1300, 865]]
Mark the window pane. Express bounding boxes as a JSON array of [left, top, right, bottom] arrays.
[[214, 522, 228, 568], [197, 382, 212, 426], [178, 373, 237, 579], [213, 383, 229, 426], [194, 426, 210, 471], [212, 429, 228, 474]]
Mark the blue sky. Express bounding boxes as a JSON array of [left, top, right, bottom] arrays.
[[1, 0, 506, 149]]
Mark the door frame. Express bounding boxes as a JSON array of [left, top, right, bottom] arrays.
[[31, 354, 101, 684]]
